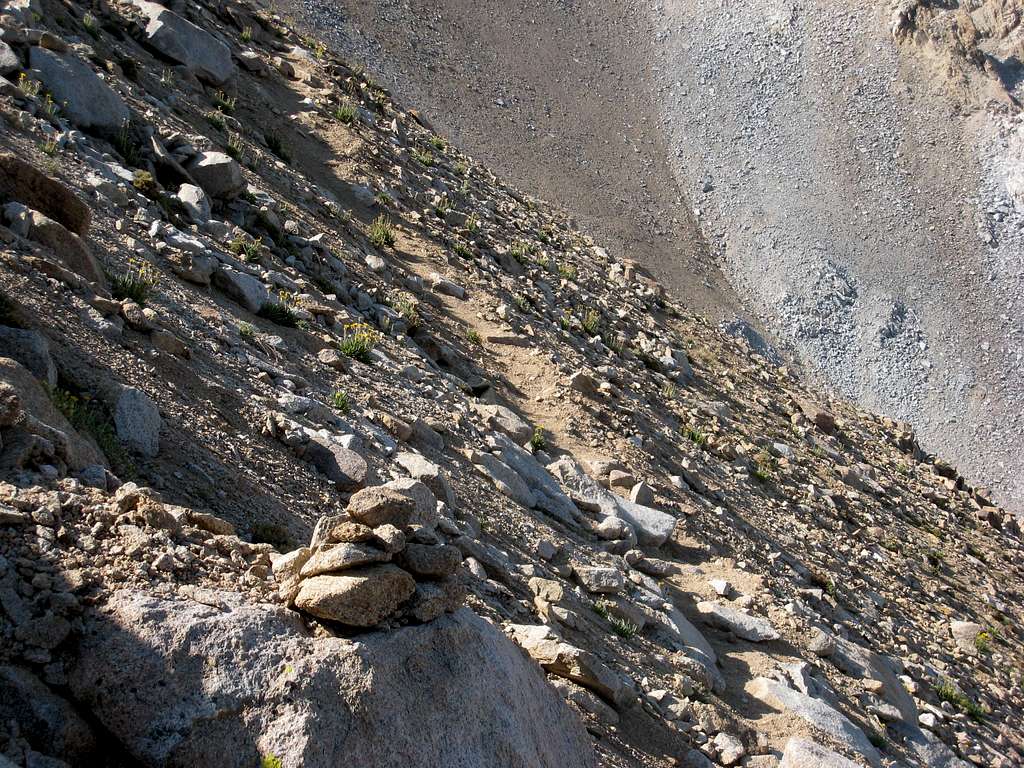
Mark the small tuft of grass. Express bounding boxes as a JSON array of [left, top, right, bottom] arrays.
[[454, 160, 469, 176], [225, 132, 245, 162], [529, 426, 546, 452], [238, 321, 256, 341], [368, 215, 395, 249], [594, 601, 638, 638], [331, 390, 352, 415], [429, 135, 446, 151], [114, 119, 142, 166], [265, 131, 290, 162], [257, 300, 298, 327], [974, 630, 993, 655], [205, 110, 227, 132], [40, 137, 60, 157], [213, 91, 237, 113], [17, 73, 41, 98], [558, 263, 577, 281], [411, 148, 434, 166], [513, 294, 531, 313], [685, 426, 708, 447], [581, 308, 601, 336], [465, 213, 480, 233], [388, 291, 421, 331], [108, 258, 158, 305], [338, 322, 382, 364], [934, 677, 987, 720], [82, 11, 100, 38], [452, 241, 472, 259], [333, 99, 357, 125], [240, 25, 253, 43], [49, 386, 134, 474], [132, 170, 159, 197], [229, 235, 261, 262], [434, 194, 452, 218], [466, 328, 482, 346]]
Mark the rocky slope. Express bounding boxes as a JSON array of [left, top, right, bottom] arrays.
[[0, 1, 1022, 767], [280, 0, 1024, 517]]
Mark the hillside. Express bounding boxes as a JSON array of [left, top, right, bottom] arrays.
[[281, 0, 1024, 517], [0, 1, 1022, 767]]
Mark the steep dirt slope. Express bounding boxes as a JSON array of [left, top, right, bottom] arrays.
[[278, 0, 740, 323], [0, 1, 1022, 768]]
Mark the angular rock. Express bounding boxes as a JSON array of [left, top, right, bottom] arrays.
[[487, 433, 579, 526], [509, 623, 626, 705], [304, 436, 367, 491], [28, 210, 104, 285], [186, 152, 245, 199], [395, 451, 454, 507], [832, 637, 917, 724], [574, 565, 623, 594], [472, 403, 532, 443], [294, 565, 415, 626], [177, 184, 211, 224], [131, 0, 236, 85], [397, 543, 461, 580], [0, 154, 90, 235], [474, 451, 537, 509], [212, 267, 268, 313], [113, 387, 161, 457], [346, 486, 415, 528], [382, 477, 438, 526], [69, 591, 593, 767], [28, 48, 129, 132], [407, 580, 466, 622], [949, 620, 983, 655], [696, 601, 779, 642], [747, 677, 879, 766], [549, 456, 675, 545], [0, 41, 18, 76], [0, 328, 56, 387]]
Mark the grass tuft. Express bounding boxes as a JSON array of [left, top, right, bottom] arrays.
[[108, 259, 158, 305], [368, 215, 395, 249]]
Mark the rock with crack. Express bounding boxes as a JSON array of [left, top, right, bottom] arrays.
[[746, 677, 879, 766], [696, 601, 780, 642], [68, 591, 594, 767], [548, 456, 676, 546], [27, 210, 104, 286], [508, 623, 627, 706], [0, 154, 90, 235], [131, 0, 236, 85]]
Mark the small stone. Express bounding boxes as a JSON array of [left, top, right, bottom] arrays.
[[574, 565, 624, 594]]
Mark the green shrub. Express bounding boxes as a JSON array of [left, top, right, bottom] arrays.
[[205, 110, 227, 132], [429, 135, 446, 150], [529, 426, 546, 452], [338, 323, 381, 363], [935, 677, 987, 720], [257, 301, 298, 327], [466, 329, 482, 346], [331, 390, 351, 415], [229, 235, 261, 262], [132, 170, 159, 197], [213, 91, 237, 113], [368, 215, 395, 249], [334, 100, 357, 124], [411, 148, 434, 166], [581, 308, 601, 336], [108, 259, 158, 305], [238, 321, 256, 341]]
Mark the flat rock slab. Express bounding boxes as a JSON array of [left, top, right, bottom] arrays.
[[696, 601, 779, 642], [29, 48, 129, 132], [779, 737, 861, 768], [212, 267, 268, 313], [0, 154, 90, 235], [304, 437, 367, 491], [747, 677, 879, 766], [131, 0, 235, 85], [299, 543, 389, 578], [574, 566, 624, 594], [113, 387, 161, 457]]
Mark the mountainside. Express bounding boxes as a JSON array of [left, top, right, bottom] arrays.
[[281, 0, 1024, 517], [0, 1, 1022, 768]]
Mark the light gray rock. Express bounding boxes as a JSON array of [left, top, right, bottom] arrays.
[[474, 451, 537, 509], [294, 565, 414, 626], [779, 737, 860, 768], [212, 267, 268, 313], [487, 433, 579, 526], [659, 606, 724, 692], [747, 677, 879, 766], [832, 637, 917, 724], [574, 565, 623, 594], [131, 0, 235, 85], [548, 456, 676, 545], [28, 48, 129, 132], [696, 601, 779, 642], [382, 477, 438, 526], [0, 41, 19, 76], [113, 387, 161, 457], [176, 184, 210, 223], [186, 152, 245, 199], [395, 451, 454, 507], [509, 623, 626, 705], [472, 403, 532, 443], [69, 591, 593, 767], [0, 328, 56, 387], [949, 620, 983, 655]]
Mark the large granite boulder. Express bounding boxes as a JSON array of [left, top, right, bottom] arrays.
[[28, 48, 129, 132], [131, 0, 235, 85], [68, 590, 595, 768]]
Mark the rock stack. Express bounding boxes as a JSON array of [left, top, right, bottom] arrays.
[[272, 483, 465, 628]]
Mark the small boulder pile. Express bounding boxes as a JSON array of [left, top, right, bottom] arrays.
[[272, 483, 465, 628]]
